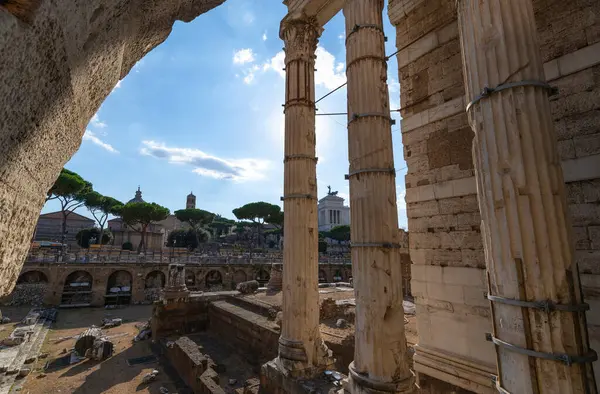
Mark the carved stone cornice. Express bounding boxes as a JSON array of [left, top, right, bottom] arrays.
[[280, 16, 323, 63]]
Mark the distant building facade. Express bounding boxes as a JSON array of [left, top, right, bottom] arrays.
[[33, 211, 95, 246], [317, 186, 350, 232]]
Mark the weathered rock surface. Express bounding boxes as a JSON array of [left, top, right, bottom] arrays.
[[0, 0, 226, 297]]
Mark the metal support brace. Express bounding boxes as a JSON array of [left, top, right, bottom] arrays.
[[284, 154, 318, 163], [346, 55, 388, 71], [487, 294, 590, 314], [491, 376, 512, 394], [466, 79, 558, 112], [280, 194, 316, 201], [345, 168, 396, 180], [345, 24, 386, 44], [348, 112, 396, 126], [485, 333, 598, 367], [351, 242, 401, 248]]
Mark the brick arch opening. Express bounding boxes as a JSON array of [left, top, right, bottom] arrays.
[[61, 270, 93, 306], [233, 269, 247, 286], [186, 270, 197, 291], [17, 270, 48, 284], [255, 269, 270, 287], [318, 269, 328, 283], [105, 270, 133, 306], [205, 270, 223, 290], [0, 0, 227, 297], [145, 271, 165, 289]]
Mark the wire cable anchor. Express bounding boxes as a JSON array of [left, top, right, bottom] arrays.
[[345, 168, 396, 180], [466, 79, 558, 112], [349, 113, 396, 126], [485, 333, 598, 367]]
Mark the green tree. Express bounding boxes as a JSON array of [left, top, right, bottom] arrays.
[[46, 168, 93, 244], [209, 215, 236, 238], [326, 225, 351, 242], [76, 228, 113, 248], [167, 228, 210, 250], [84, 192, 123, 245], [174, 208, 215, 248], [120, 202, 170, 253], [232, 202, 281, 247]]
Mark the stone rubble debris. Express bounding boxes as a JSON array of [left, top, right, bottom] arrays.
[[0, 284, 48, 307], [236, 280, 259, 294], [159, 387, 169, 394], [134, 320, 152, 341], [142, 369, 159, 384], [335, 319, 348, 329], [102, 318, 123, 328]]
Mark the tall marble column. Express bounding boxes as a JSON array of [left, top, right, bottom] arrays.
[[458, 1, 597, 393], [343, 1, 413, 393], [278, 16, 332, 377]]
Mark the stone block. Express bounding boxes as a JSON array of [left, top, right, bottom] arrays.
[[573, 226, 592, 250], [554, 109, 600, 141], [463, 286, 489, 308], [563, 154, 600, 183], [426, 282, 464, 304], [574, 133, 600, 158], [568, 202, 600, 226], [441, 267, 485, 287], [558, 139, 576, 160], [589, 226, 600, 249]]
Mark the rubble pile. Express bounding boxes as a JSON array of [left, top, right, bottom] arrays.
[[1, 284, 48, 306], [236, 280, 259, 294], [319, 298, 355, 323]]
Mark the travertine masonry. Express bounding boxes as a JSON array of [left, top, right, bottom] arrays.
[[0, 0, 226, 297], [389, 0, 600, 391]]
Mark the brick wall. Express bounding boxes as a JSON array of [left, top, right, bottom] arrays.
[[389, 0, 600, 391]]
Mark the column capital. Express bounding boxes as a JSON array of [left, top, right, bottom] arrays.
[[280, 16, 323, 61]]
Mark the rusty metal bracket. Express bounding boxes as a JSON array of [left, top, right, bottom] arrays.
[[466, 79, 558, 112], [350, 242, 401, 249], [284, 154, 318, 163], [280, 194, 316, 201], [348, 112, 396, 126], [486, 333, 598, 367], [345, 168, 396, 180], [486, 294, 590, 314]]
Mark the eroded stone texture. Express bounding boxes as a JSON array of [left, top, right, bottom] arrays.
[[0, 0, 226, 296], [389, 0, 600, 392]]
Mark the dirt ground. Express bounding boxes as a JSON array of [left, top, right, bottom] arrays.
[[17, 306, 181, 394], [243, 289, 419, 345]]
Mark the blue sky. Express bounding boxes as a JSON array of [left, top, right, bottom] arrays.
[[42, 0, 408, 228]]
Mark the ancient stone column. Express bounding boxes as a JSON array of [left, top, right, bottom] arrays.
[[457, 1, 597, 393], [343, 1, 414, 393], [163, 263, 189, 302], [278, 17, 332, 377], [267, 263, 283, 292]]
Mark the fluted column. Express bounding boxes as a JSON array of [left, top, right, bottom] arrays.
[[458, 1, 597, 393], [278, 16, 332, 378], [344, 1, 414, 393]]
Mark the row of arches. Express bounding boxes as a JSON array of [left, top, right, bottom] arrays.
[[16, 267, 276, 306]]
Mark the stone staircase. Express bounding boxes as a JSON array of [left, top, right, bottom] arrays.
[[0, 309, 56, 394]]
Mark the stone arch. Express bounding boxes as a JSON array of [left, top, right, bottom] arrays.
[[205, 270, 223, 290], [186, 270, 197, 290], [61, 270, 93, 305], [0, 0, 228, 297], [17, 270, 48, 284], [318, 269, 328, 283], [105, 270, 133, 305], [145, 271, 165, 289], [255, 269, 270, 286]]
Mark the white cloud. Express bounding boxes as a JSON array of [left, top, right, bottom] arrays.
[[243, 64, 260, 85], [263, 46, 346, 90], [112, 80, 122, 93], [262, 51, 285, 78], [90, 113, 107, 129], [233, 48, 256, 65], [83, 130, 119, 153], [396, 187, 406, 210], [262, 32, 268, 41], [140, 140, 270, 182]]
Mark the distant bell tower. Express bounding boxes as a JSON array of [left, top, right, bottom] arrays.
[[186, 192, 196, 209]]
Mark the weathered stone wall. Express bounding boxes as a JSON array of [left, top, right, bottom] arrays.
[[534, 0, 600, 385], [389, 0, 600, 392], [389, 1, 495, 392], [0, 0, 226, 297]]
